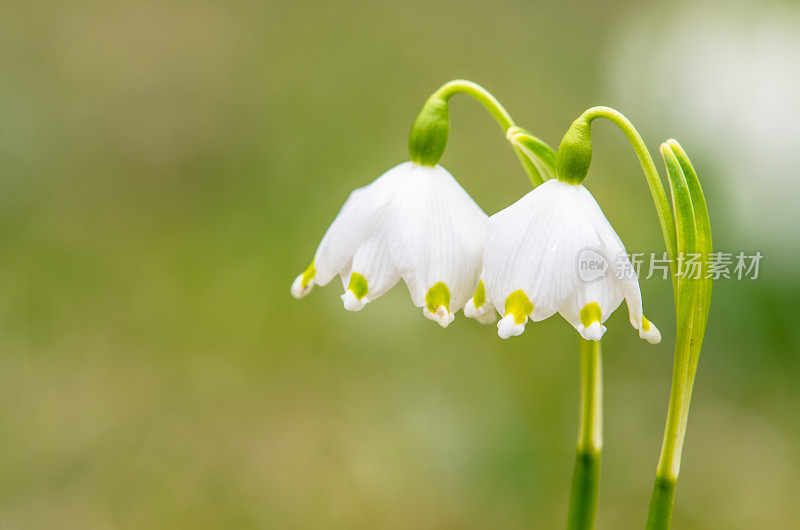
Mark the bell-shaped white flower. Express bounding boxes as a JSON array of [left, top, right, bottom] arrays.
[[291, 162, 488, 327], [471, 179, 661, 342]]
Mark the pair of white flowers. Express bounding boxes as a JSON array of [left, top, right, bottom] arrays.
[[291, 161, 661, 343]]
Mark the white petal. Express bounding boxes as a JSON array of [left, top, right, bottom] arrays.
[[559, 285, 618, 340], [463, 298, 483, 319], [573, 184, 646, 328], [575, 184, 664, 343], [464, 297, 497, 324], [482, 188, 549, 320], [338, 236, 400, 311], [639, 318, 662, 344], [341, 290, 364, 311], [497, 314, 527, 339], [424, 305, 455, 328], [384, 164, 488, 314], [559, 247, 623, 338], [580, 322, 605, 341], [483, 180, 599, 322], [463, 279, 491, 318], [290, 273, 314, 299], [312, 163, 407, 285]]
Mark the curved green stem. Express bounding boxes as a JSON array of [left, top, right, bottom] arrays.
[[567, 338, 603, 530], [435, 80, 515, 131], [579, 107, 678, 297], [412, 80, 553, 187]]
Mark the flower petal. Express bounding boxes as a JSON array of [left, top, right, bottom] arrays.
[[574, 184, 661, 343], [423, 282, 455, 328], [464, 280, 496, 323], [338, 236, 400, 311], [639, 315, 662, 344], [384, 164, 488, 316], [484, 180, 599, 324], [311, 163, 406, 286], [497, 314, 526, 339], [495, 290, 534, 339], [290, 261, 317, 299]]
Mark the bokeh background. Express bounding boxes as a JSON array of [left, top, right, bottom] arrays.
[[1, 0, 798, 528]]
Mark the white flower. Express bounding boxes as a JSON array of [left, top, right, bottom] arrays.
[[470, 179, 661, 342], [291, 162, 488, 327]]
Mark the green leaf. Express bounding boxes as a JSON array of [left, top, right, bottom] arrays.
[[506, 127, 555, 186], [665, 140, 713, 414], [661, 143, 696, 310], [513, 146, 545, 187], [654, 142, 700, 478]]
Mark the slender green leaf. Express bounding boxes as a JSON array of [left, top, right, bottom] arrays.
[[512, 146, 545, 187], [508, 127, 556, 181], [661, 143, 697, 319], [665, 140, 713, 416]]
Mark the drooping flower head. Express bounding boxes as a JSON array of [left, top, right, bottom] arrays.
[[468, 178, 661, 343], [291, 162, 487, 327]]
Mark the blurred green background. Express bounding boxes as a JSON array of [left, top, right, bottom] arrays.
[[1, 0, 798, 528]]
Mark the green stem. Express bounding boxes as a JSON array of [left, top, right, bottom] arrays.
[[429, 80, 551, 187], [646, 475, 676, 530], [579, 107, 678, 297], [567, 338, 603, 530], [645, 295, 694, 530], [435, 79, 515, 130]]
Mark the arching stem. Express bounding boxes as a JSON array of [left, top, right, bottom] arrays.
[[414, 80, 554, 187], [435, 79, 516, 131], [579, 107, 678, 296]]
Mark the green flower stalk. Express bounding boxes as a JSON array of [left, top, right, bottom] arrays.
[[567, 338, 603, 530], [557, 109, 712, 529], [408, 79, 554, 186]]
